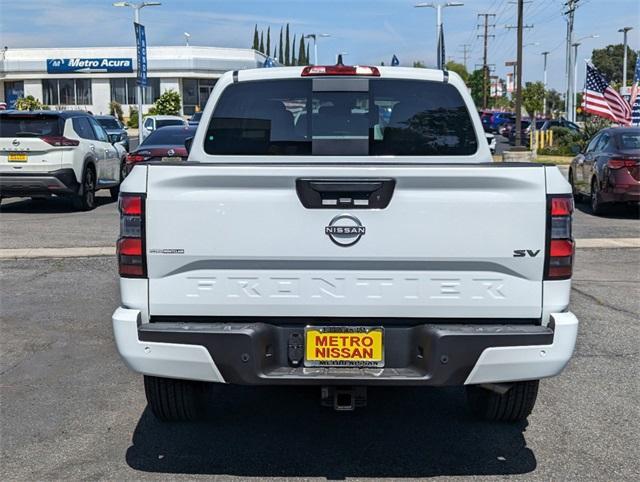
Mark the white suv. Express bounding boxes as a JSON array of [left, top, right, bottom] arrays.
[[0, 110, 127, 210], [141, 115, 186, 140]]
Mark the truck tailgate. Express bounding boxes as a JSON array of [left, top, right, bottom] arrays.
[[144, 164, 547, 319]]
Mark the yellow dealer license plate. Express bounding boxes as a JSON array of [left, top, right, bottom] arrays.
[[8, 153, 28, 162], [305, 327, 384, 368]]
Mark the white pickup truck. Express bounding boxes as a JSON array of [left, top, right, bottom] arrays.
[[112, 64, 578, 422]]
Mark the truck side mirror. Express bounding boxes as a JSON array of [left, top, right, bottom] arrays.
[[185, 136, 194, 153]]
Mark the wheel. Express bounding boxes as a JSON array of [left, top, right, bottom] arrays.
[[144, 375, 207, 422], [590, 178, 608, 215], [569, 170, 583, 202], [74, 166, 96, 211], [466, 380, 539, 422], [109, 160, 127, 201]]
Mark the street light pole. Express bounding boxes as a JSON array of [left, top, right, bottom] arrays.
[[541, 51, 549, 117], [414, 2, 464, 64], [113, 1, 161, 145], [618, 27, 633, 88], [303, 33, 330, 65]]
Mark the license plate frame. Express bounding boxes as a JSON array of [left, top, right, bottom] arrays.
[[161, 156, 182, 162], [304, 326, 384, 368], [8, 153, 28, 162]]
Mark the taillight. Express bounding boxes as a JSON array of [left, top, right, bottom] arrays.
[[117, 193, 146, 277], [40, 136, 80, 146], [301, 65, 380, 76], [608, 158, 637, 169], [545, 195, 574, 280], [126, 154, 148, 164]]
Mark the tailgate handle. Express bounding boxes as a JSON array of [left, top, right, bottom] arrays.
[[296, 178, 395, 209]]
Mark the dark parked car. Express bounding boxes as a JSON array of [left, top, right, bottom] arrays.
[[125, 125, 196, 175], [188, 112, 203, 126], [95, 115, 129, 151], [569, 127, 640, 214]]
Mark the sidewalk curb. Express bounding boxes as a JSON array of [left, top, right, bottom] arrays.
[[0, 238, 639, 259]]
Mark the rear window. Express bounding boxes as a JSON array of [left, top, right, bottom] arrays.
[[97, 118, 121, 129], [142, 128, 195, 146], [0, 114, 63, 137], [618, 132, 640, 150], [156, 119, 184, 129], [204, 78, 478, 156]]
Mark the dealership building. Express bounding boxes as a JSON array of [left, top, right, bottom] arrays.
[[0, 46, 268, 117]]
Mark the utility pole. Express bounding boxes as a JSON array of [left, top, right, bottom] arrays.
[[514, 0, 524, 147], [477, 13, 496, 110], [564, 0, 578, 122], [459, 43, 471, 70], [618, 27, 633, 88], [542, 51, 549, 117]]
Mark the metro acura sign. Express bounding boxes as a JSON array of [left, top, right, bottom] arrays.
[[46, 58, 133, 74]]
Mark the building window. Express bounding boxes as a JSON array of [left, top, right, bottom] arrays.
[[182, 78, 217, 115], [110, 78, 160, 104], [42, 79, 93, 106], [4, 81, 24, 109]]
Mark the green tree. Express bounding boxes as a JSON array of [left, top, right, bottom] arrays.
[[522, 81, 545, 120], [284, 23, 290, 66], [266, 27, 271, 57], [259, 31, 264, 53], [546, 88, 564, 116], [467, 69, 488, 107], [298, 35, 306, 65], [252, 24, 259, 50], [591, 44, 638, 86], [291, 34, 297, 65], [412, 60, 426, 68], [15, 95, 44, 110], [445, 60, 468, 82], [278, 27, 284, 64], [151, 90, 181, 116]]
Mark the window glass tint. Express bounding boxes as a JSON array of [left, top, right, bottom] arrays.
[[142, 128, 194, 146], [156, 119, 185, 129], [204, 78, 477, 156], [585, 134, 600, 153], [72, 117, 96, 140], [596, 133, 610, 152], [88, 117, 108, 142], [618, 132, 640, 150], [97, 118, 121, 130], [0, 115, 62, 137]]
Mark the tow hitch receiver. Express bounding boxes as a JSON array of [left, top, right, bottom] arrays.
[[321, 386, 367, 411]]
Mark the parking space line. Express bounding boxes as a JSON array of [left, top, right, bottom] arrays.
[[0, 238, 639, 259]]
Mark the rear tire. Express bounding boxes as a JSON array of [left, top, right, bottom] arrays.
[[590, 178, 608, 215], [73, 166, 96, 211], [466, 380, 539, 422], [144, 375, 207, 422], [109, 160, 127, 201]]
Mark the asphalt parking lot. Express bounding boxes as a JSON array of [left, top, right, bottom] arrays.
[[1, 162, 639, 480]]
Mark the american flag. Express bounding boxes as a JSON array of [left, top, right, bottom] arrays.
[[582, 63, 631, 125], [630, 52, 640, 126]]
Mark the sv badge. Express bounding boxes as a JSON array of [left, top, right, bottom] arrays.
[[513, 249, 541, 257]]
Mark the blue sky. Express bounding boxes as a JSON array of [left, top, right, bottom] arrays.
[[1, 0, 638, 91]]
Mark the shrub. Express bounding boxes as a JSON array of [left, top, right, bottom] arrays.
[[152, 90, 181, 115], [127, 107, 139, 128], [109, 101, 124, 122], [15, 95, 44, 111]]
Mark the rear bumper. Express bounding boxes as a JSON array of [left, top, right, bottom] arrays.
[[112, 308, 578, 386], [0, 168, 78, 197]]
